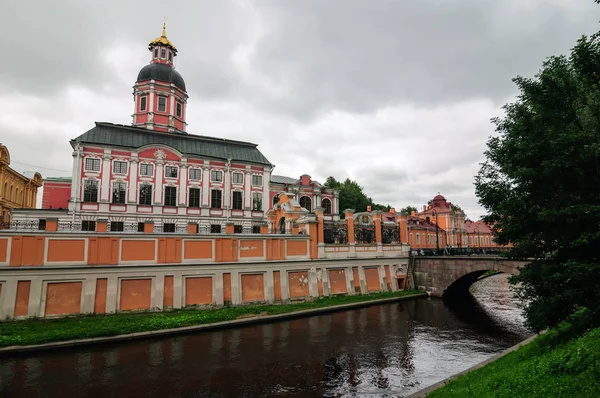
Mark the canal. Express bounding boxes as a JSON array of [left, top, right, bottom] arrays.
[[0, 274, 531, 397]]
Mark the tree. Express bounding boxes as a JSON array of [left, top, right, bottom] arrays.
[[399, 206, 417, 215], [324, 176, 391, 216], [475, 33, 600, 332]]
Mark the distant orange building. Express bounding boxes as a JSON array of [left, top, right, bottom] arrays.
[[416, 194, 466, 248], [0, 144, 42, 226]]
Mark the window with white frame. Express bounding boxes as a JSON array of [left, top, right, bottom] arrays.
[[485, 236, 489, 245], [416, 233, 421, 245], [299, 196, 311, 211], [160, 48, 166, 58], [189, 187, 201, 208], [211, 170, 223, 182], [111, 181, 127, 204], [211, 189, 222, 208], [475, 236, 479, 245], [252, 175, 263, 186], [252, 191, 262, 211], [82, 220, 96, 232], [232, 172, 243, 185], [139, 183, 153, 205], [158, 96, 167, 112], [232, 191, 243, 210], [165, 166, 178, 178], [164, 186, 177, 206], [85, 158, 100, 172], [176, 101, 182, 117], [140, 163, 154, 177], [188, 168, 201, 181], [140, 96, 147, 112], [113, 161, 127, 175], [83, 180, 98, 202], [322, 198, 332, 214]]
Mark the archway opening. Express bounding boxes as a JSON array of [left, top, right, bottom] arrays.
[[443, 270, 502, 298], [278, 217, 286, 234]]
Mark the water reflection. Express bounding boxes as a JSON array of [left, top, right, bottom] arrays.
[[0, 274, 531, 398]]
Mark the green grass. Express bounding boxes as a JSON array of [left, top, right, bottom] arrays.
[[0, 290, 422, 348], [428, 323, 600, 397]]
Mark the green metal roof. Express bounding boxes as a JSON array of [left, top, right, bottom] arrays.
[[71, 122, 272, 166]]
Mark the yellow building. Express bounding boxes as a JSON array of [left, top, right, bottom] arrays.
[[0, 144, 42, 226]]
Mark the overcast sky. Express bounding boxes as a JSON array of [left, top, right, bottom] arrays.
[[1, 0, 598, 218]]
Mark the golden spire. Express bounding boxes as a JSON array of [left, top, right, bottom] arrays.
[[149, 19, 177, 52]]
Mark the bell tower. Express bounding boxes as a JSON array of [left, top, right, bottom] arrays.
[[132, 23, 188, 133]]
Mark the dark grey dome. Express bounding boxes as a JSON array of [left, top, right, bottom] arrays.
[[137, 63, 186, 91]]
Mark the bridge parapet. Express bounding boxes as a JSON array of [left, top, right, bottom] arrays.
[[413, 256, 529, 297]]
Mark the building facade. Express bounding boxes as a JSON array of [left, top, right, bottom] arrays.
[[270, 174, 339, 221], [41, 177, 71, 210], [0, 144, 42, 226]]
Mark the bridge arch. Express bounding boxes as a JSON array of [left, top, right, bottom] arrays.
[[413, 256, 528, 298]]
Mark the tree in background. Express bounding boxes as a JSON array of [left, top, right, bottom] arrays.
[[399, 206, 418, 215], [324, 176, 391, 216], [475, 33, 600, 332]]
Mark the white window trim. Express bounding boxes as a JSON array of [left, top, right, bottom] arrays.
[[188, 167, 202, 181], [251, 174, 263, 187], [157, 95, 167, 112], [188, 186, 202, 207], [163, 184, 178, 206], [112, 160, 128, 175], [210, 188, 224, 208], [176, 101, 183, 117], [139, 163, 155, 178], [110, 179, 128, 204], [140, 95, 148, 112], [232, 172, 244, 185], [164, 165, 179, 179], [83, 157, 101, 173], [210, 169, 224, 183], [138, 182, 154, 205], [231, 189, 244, 210]]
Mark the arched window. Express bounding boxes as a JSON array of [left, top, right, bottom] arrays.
[[9, 186, 13, 201], [469, 236, 473, 246], [272, 194, 280, 207], [322, 198, 332, 214], [299, 196, 311, 211]]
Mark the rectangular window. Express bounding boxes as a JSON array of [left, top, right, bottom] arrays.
[[163, 223, 175, 233], [168, 52, 173, 62], [158, 96, 167, 112], [252, 175, 263, 186], [81, 220, 96, 232], [84, 158, 100, 172], [210, 170, 223, 182], [416, 234, 421, 245], [83, 180, 98, 202], [164, 186, 177, 206], [154, 48, 158, 58], [140, 163, 154, 177], [232, 191, 243, 210], [252, 225, 261, 234], [111, 181, 127, 204], [232, 172, 244, 184], [161, 48, 166, 58], [189, 168, 201, 180], [252, 191, 262, 211], [110, 221, 124, 232], [140, 96, 147, 111], [211, 189, 222, 208], [139, 183, 153, 205], [233, 225, 243, 234], [210, 224, 221, 234], [189, 187, 201, 207], [137, 222, 145, 232], [113, 161, 127, 175], [165, 166, 178, 178], [176, 101, 182, 117], [38, 219, 46, 231]]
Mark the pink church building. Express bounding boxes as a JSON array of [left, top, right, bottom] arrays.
[[13, 25, 338, 232]]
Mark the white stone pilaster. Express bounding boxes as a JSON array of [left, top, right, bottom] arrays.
[[128, 157, 139, 203], [265, 269, 274, 303], [154, 161, 164, 204], [154, 274, 165, 310], [214, 272, 224, 306], [0, 280, 17, 319], [82, 278, 97, 314], [358, 266, 367, 294], [178, 160, 187, 205], [202, 164, 210, 206], [231, 271, 241, 305], [100, 150, 112, 202], [262, 168, 271, 211], [105, 275, 118, 314], [244, 169, 252, 209]]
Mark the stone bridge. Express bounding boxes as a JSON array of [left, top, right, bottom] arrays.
[[413, 256, 530, 297]]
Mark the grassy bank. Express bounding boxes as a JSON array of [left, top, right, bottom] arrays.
[[0, 290, 422, 348], [428, 322, 600, 397]]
